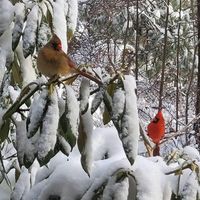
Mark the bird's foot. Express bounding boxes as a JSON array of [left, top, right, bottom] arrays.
[[47, 75, 61, 95], [48, 83, 55, 95], [48, 74, 60, 84]]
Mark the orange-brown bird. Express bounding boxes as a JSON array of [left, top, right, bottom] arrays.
[[37, 34, 102, 84], [147, 109, 165, 156]]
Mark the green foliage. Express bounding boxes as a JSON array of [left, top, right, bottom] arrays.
[[59, 113, 76, 150], [37, 149, 54, 166]]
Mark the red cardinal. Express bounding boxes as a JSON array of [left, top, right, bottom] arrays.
[[37, 34, 102, 85], [147, 109, 165, 156]]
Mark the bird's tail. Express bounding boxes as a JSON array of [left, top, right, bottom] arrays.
[[153, 143, 160, 156], [75, 68, 103, 85]]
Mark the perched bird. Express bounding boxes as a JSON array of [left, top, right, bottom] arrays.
[[37, 34, 102, 84], [147, 109, 165, 156]]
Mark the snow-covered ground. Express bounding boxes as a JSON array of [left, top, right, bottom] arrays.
[[1, 126, 199, 200]]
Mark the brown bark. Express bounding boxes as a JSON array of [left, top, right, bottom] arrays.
[[196, 0, 200, 116], [158, 0, 170, 108]]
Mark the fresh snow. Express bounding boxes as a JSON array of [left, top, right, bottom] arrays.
[[132, 156, 171, 200], [0, 0, 14, 36], [79, 109, 93, 175], [22, 5, 38, 57], [112, 88, 125, 121], [36, 89, 59, 160], [80, 78, 90, 113], [2, 125, 200, 199], [16, 41, 36, 86], [65, 85, 79, 137], [15, 119, 36, 166], [182, 146, 200, 161], [10, 167, 30, 200], [67, 0, 78, 34], [27, 89, 47, 138], [12, 3, 25, 47], [53, 0, 68, 53], [0, 24, 13, 85], [121, 75, 140, 164]]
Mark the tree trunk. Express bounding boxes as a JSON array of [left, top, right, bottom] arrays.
[[195, 0, 200, 149], [158, 0, 170, 108], [196, 0, 200, 115]]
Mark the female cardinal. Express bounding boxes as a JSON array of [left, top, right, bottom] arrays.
[[37, 34, 102, 85], [147, 109, 165, 156]]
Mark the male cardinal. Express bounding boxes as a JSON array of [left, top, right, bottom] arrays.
[[37, 34, 102, 84], [147, 109, 165, 156]]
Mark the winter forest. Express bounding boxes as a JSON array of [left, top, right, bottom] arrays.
[[1, 0, 200, 199]]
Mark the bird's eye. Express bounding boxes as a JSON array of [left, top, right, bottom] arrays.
[[52, 43, 57, 49], [52, 42, 61, 50]]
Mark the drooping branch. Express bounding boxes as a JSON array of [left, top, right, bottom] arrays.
[[165, 161, 198, 175], [2, 73, 93, 121], [161, 113, 200, 144]]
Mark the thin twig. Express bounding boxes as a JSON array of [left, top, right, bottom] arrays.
[[135, 0, 139, 80], [165, 161, 195, 175], [158, 0, 170, 108], [175, 0, 181, 132], [161, 113, 200, 144], [121, 0, 130, 68]]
